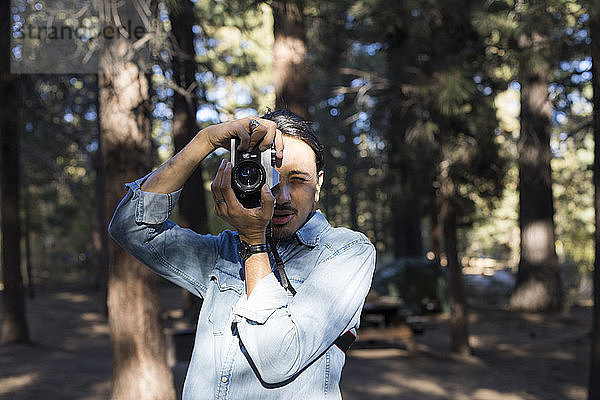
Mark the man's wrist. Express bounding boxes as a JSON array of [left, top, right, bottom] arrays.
[[190, 130, 217, 161], [239, 232, 267, 245]]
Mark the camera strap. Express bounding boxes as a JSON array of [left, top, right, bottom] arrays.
[[267, 223, 297, 296]]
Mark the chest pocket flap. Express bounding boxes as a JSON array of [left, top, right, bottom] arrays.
[[207, 266, 245, 335], [209, 267, 245, 294]]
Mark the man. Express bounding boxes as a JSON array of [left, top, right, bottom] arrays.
[[109, 109, 376, 399]]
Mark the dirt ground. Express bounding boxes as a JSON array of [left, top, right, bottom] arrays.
[[0, 279, 592, 400]]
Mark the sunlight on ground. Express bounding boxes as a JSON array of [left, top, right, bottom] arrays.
[[0, 373, 39, 396], [348, 348, 408, 359], [496, 343, 530, 356], [76, 312, 110, 339], [470, 388, 529, 400], [547, 350, 576, 361], [518, 313, 545, 324], [55, 292, 92, 303], [78, 321, 110, 336], [392, 376, 448, 397], [563, 384, 587, 399], [79, 381, 111, 400], [346, 375, 449, 398], [80, 312, 102, 322]]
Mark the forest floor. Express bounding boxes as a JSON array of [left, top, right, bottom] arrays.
[[0, 277, 592, 400]]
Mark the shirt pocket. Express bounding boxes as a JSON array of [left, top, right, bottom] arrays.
[[207, 267, 245, 335], [285, 272, 307, 298]]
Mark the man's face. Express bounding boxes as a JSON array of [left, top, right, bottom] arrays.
[[270, 135, 323, 241]]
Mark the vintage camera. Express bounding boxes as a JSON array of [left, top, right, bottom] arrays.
[[230, 139, 279, 208]]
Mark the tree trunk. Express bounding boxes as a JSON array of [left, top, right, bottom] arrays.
[[19, 89, 34, 299], [386, 29, 424, 259], [314, 2, 346, 224], [589, 4, 600, 398], [0, 84, 30, 344], [0, 1, 30, 345], [440, 162, 470, 355], [271, 0, 310, 119], [430, 186, 442, 265], [510, 36, 562, 312], [22, 175, 34, 299], [99, 30, 175, 400], [91, 75, 109, 301], [93, 108, 109, 317], [344, 125, 359, 231], [171, 0, 206, 324]]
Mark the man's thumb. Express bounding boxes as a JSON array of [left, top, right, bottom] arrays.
[[261, 184, 275, 208]]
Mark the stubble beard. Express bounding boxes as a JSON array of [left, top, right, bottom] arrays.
[[271, 225, 294, 242]]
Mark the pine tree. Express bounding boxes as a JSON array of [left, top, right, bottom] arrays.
[[99, 3, 175, 399], [0, 0, 30, 345]]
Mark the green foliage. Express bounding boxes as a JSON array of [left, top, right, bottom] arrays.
[[193, 0, 275, 118], [553, 129, 594, 273], [17, 75, 100, 279], [2, 0, 595, 292]]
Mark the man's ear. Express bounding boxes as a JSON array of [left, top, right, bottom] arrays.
[[314, 170, 324, 203]]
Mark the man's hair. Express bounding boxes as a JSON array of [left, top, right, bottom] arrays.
[[262, 109, 325, 172]]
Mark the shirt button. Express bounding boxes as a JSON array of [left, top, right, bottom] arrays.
[[221, 282, 227, 289], [221, 376, 228, 383]]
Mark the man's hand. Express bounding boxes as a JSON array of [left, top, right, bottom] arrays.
[[211, 159, 275, 244], [140, 115, 283, 196], [203, 116, 284, 164]]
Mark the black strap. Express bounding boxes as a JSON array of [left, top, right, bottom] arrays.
[[267, 223, 296, 295], [333, 330, 356, 353]]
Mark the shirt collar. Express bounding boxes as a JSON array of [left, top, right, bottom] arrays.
[[294, 209, 329, 247]]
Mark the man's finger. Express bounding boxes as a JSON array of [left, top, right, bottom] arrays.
[[220, 161, 242, 209], [236, 124, 251, 152], [257, 119, 277, 152], [248, 121, 268, 151], [211, 159, 227, 207], [260, 184, 275, 215], [273, 128, 284, 166]]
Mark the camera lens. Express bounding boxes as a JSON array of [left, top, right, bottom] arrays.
[[232, 160, 265, 193], [239, 165, 260, 186]]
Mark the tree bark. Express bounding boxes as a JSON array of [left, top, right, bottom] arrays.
[[90, 75, 109, 302], [99, 26, 175, 400], [22, 175, 34, 299], [271, 0, 310, 119], [0, 0, 30, 345], [313, 2, 346, 224], [589, 3, 600, 398], [440, 162, 470, 355], [430, 185, 442, 265], [510, 35, 562, 312], [344, 125, 359, 231], [385, 27, 424, 259], [171, 0, 206, 324], [93, 108, 109, 316], [0, 84, 30, 344]]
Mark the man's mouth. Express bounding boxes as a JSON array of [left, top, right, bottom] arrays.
[[272, 210, 295, 225]]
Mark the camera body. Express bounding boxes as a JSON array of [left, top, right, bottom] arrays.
[[230, 139, 279, 208]]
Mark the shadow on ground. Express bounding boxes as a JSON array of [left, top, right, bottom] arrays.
[[0, 281, 592, 400]]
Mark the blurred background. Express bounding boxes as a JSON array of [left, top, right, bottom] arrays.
[[0, 0, 599, 399]]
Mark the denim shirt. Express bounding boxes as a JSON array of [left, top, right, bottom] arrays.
[[108, 176, 376, 400]]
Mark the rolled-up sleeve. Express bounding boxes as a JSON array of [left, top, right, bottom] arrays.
[[234, 273, 288, 324], [108, 174, 219, 298], [232, 237, 376, 384]]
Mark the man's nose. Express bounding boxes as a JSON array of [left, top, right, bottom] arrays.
[[272, 182, 291, 203]]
